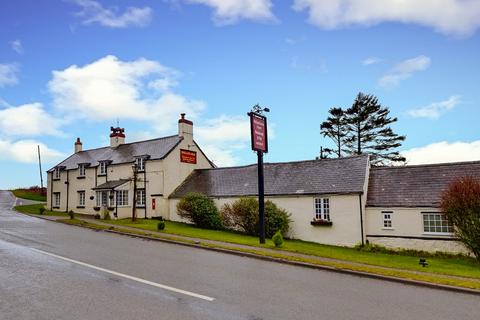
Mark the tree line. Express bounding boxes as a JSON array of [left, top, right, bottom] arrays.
[[320, 92, 406, 165]]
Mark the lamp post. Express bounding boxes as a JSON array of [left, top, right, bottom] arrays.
[[132, 163, 138, 222], [248, 104, 269, 244]]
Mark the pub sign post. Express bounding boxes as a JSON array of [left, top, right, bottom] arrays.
[[248, 104, 269, 244]]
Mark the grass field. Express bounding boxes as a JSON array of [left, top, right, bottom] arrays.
[[14, 203, 67, 217], [12, 189, 47, 202], [107, 218, 480, 280]]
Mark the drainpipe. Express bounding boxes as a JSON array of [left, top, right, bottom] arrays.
[[50, 172, 53, 211], [65, 170, 70, 213], [144, 163, 147, 219], [358, 193, 365, 246]]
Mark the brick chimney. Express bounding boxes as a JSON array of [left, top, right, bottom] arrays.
[[74, 137, 82, 153], [110, 127, 125, 148], [178, 113, 193, 142]]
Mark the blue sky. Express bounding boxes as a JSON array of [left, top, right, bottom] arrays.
[[1, 0, 480, 189]]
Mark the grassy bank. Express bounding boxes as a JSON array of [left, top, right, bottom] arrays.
[[12, 189, 47, 202], [14, 203, 67, 217], [107, 218, 480, 280]]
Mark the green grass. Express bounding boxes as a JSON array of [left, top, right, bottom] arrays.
[[14, 203, 68, 217], [12, 189, 46, 202], [106, 218, 480, 280]]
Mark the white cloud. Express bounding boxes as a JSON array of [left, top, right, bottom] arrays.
[[362, 56, 382, 66], [10, 40, 23, 54], [407, 95, 461, 119], [186, 0, 276, 24], [402, 140, 480, 165], [0, 139, 64, 164], [0, 103, 64, 137], [48, 55, 204, 133], [378, 55, 431, 87], [0, 63, 19, 87], [72, 0, 152, 28], [292, 0, 480, 37]]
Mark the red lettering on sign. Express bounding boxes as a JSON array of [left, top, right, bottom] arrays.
[[180, 149, 197, 164]]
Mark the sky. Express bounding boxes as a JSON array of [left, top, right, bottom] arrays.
[[1, 0, 480, 189]]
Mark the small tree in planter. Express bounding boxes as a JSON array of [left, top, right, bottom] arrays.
[[441, 176, 480, 260]]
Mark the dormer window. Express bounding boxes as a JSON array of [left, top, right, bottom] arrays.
[[54, 168, 61, 180], [135, 157, 145, 172], [78, 164, 86, 177], [99, 161, 107, 175]]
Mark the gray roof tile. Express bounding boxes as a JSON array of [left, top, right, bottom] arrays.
[[367, 161, 480, 207], [170, 155, 369, 198], [49, 135, 182, 171]]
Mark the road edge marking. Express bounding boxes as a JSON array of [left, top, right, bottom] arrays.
[[30, 248, 215, 302]]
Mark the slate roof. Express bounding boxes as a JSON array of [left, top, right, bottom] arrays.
[[170, 155, 369, 198], [92, 179, 130, 190], [367, 160, 480, 208], [49, 135, 183, 172]]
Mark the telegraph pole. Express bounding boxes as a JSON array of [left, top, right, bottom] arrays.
[[132, 164, 138, 222], [37, 145, 44, 189]]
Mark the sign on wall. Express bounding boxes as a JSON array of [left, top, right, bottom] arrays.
[[249, 113, 268, 153], [180, 149, 197, 164]]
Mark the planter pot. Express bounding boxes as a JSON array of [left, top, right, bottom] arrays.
[[107, 207, 114, 211], [310, 220, 333, 226], [93, 207, 100, 211]]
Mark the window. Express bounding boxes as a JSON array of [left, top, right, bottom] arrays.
[[136, 189, 146, 207], [423, 213, 453, 234], [54, 168, 61, 180], [78, 164, 86, 177], [314, 198, 330, 221], [53, 192, 60, 207], [99, 162, 107, 175], [78, 191, 85, 206], [382, 211, 393, 228], [135, 157, 145, 172], [116, 190, 129, 206]]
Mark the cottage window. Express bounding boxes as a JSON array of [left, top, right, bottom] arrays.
[[136, 189, 146, 207], [99, 162, 107, 175], [54, 168, 61, 180], [422, 213, 453, 234], [382, 211, 393, 228], [53, 192, 61, 207], [116, 190, 129, 206], [135, 158, 145, 172], [78, 164, 86, 177], [314, 198, 330, 221], [78, 191, 85, 206]]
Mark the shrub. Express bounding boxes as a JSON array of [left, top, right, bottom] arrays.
[[272, 230, 284, 247], [177, 192, 222, 230], [220, 197, 291, 237], [441, 176, 480, 260], [39, 207, 46, 215], [94, 213, 101, 219], [103, 210, 111, 220], [157, 221, 166, 231], [68, 210, 74, 220]]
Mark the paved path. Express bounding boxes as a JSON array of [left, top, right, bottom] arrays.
[[1, 190, 479, 320]]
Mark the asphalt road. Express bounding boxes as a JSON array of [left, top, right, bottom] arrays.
[[1, 190, 478, 320]]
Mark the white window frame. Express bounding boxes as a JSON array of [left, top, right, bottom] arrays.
[[135, 157, 145, 172], [136, 189, 146, 207], [53, 192, 60, 207], [78, 164, 86, 177], [422, 212, 453, 235], [314, 198, 330, 221], [54, 168, 61, 180], [99, 162, 107, 175], [116, 190, 129, 207], [78, 191, 85, 207], [382, 211, 393, 229]]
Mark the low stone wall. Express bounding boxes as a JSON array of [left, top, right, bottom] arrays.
[[367, 236, 471, 255]]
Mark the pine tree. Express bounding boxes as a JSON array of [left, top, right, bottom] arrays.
[[320, 107, 347, 158], [343, 92, 406, 165]]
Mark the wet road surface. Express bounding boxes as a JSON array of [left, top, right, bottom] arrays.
[[0, 190, 479, 319]]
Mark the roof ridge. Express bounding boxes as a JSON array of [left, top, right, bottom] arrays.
[[372, 159, 480, 170], [76, 134, 180, 153]]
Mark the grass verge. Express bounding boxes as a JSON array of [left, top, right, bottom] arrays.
[[57, 218, 480, 291], [14, 203, 68, 217], [12, 189, 47, 202]]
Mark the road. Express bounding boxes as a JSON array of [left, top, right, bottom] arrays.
[[0, 190, 478, 320]]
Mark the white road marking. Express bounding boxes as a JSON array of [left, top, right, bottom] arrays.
[[31, 248, 215, 302]]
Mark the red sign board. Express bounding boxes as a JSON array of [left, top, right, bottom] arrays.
[[180, 149, 197, 164], [250, 113, 268, 153]]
